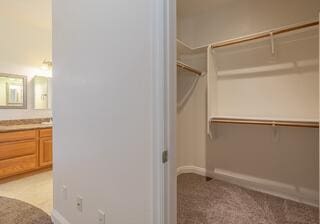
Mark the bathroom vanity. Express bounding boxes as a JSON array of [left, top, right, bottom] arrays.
[[0, 73, 53, 180], [0, 121, 52, 180]]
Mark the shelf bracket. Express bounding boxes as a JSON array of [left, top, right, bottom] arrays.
[[270, 32, 275, 55], [271, 122, 280, 142]]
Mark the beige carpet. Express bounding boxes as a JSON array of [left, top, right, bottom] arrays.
[[178, 174, 319, 224], [0, 196, 52, 224]]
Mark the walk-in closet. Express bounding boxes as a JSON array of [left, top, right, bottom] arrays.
[[176, 0, 320, 223]]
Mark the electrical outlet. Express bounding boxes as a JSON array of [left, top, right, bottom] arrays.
[[98, 210, 105, 224], [76, 196, 83, 212], [62, 185, 68, 200]]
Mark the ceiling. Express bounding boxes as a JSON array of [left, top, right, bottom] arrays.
[[0, 0, 52, 30], [177, 0, 236, 18]]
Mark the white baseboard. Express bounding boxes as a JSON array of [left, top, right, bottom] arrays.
[[177, 165, 207, 176], [52, 209, 71, 224], [177, 166, 319, 207]]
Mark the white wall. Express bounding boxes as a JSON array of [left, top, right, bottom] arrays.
[[176, 50, 207, 169], [177, 0, 320, 48], [177, 74, 207, 168], [211, 28, 319, 120], [0, 1, 52, 120], [53, 0, 158, 223], [176, 0, 319, 206]]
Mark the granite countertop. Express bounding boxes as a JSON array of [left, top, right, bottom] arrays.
[[0, 123, 52, 133], [0, 118, 52, 133]]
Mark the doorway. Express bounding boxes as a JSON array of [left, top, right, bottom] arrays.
[[0, 0, 53, 222], [167, 1, 320, 224]]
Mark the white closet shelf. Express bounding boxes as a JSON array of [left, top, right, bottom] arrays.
[[177, 61, 203, 76], [210, 21, 318, 49], [176, 39, 207, 55], [210, 116, 319, 128]]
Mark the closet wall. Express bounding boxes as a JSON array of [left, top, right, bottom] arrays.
[[177, 0, 320, 47], [177, 0, 319, 206], [177, 42, 207, 169]]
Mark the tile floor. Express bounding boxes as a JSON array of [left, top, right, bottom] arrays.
[[0, 171, 53, 214]]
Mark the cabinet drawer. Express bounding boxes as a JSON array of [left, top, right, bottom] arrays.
[[0, 155, 37, 178], [0, 141, 37, 160], [0, 130, 37, 143], [39, 128, 52, 138]]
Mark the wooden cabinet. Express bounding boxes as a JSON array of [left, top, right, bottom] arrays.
[[39, 137, 52, 167], [0, 155, 37, 179], [39, 128, 52, 138], [0, 141, 37, 160], [0, 127, 52, 179], [0, 130, 36, 143]]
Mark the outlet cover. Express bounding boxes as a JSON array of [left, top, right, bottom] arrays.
[[76, 197, 83, 212], [98, 210, 105, 224]]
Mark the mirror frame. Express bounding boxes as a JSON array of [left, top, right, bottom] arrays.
[[0, 73, 27, 109]]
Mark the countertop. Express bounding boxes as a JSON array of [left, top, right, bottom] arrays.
[[0, 123, 52, 133]]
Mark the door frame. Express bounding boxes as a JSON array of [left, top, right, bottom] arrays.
[[152, 0, 176, 223], [158, 10, 320, 224], [318, 12, 320, 211], [164, 0, 177, 223]]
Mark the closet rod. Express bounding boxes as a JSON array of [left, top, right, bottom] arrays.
[[211, 21, 319, 49], [211, 117, 319, 128], [177, 61, 202, 76]]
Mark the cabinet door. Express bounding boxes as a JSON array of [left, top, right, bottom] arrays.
[[39, 137, 52, 167]]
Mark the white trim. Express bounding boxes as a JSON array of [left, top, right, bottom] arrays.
[[177, 166, 319, 207], [176, 39, 193, 50], [318, 12, 320, 210], [51, 209, 71, 224], [165, 0, 177, 224], [177, 19, 318, 50], [176, 39, 208, 53], [177, 166, 207, 176], [210, 115, 319, 123], [152, 0, 166, 223]]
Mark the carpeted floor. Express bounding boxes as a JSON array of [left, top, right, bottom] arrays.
[[178, 174, 319, 224], [0, 196, 52, 224]]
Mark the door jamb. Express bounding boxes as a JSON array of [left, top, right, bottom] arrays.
[[152, 0, 176, 223]]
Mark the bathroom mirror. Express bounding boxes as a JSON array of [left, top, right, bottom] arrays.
[[0, 74, 27, 109], [34, 76, 51, 110]]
